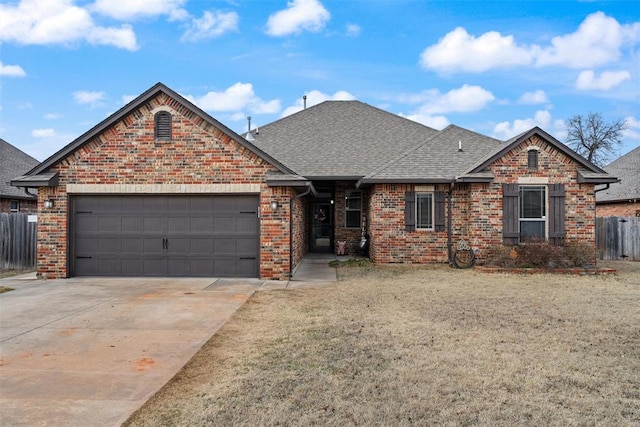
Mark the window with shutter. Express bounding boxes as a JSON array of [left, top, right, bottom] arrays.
[[405, 191, 415, 232], [502, 184, 519, 245], [154, 111, 172, 140], [548, 183, 565, 245]]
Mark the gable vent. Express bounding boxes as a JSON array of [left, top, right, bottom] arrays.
[[154, 111, 172, 140]]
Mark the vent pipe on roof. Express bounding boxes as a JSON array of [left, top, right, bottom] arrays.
[[303, 95, 307, 109], [247, 116, 252, 133], [458, 140, 463, 152]]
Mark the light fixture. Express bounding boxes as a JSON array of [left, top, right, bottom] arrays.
[[44, 199, 54, 209], [270, 201, 280, 211]]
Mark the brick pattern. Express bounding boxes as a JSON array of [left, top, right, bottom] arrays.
[[368, 136, 600, 265], [36, 93, 292, 280], [292, 196, 309, 267], [333, 181, 368, 254], [597, 202, 640, 217], [0, 198, 37, 214]]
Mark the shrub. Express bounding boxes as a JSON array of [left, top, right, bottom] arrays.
[[484, 241, 594, 269]]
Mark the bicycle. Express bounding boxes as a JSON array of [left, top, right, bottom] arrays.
[[452, 238, 475, 269]]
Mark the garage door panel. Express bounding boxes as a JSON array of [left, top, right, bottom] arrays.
[[73, 195, 259, 277]]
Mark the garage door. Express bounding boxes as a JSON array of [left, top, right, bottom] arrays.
[[71, 195, 259, 277]]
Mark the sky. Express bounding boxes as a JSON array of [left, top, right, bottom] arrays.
[[1, 0, 639, 165]]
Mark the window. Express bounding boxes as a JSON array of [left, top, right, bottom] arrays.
[[345, 191, 362, 228], [527, 149, 538, 170], [154, 111, 172, 140], [416, 193, 433, 229], [519, 186, 546, 241], [10, 200, 19, 213]]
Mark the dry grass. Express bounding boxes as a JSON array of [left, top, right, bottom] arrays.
[[125, 261, 640, 426]]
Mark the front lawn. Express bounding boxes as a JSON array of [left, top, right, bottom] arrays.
[[125, 261, 640, 426]]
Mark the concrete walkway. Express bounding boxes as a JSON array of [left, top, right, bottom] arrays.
[[0, 255, 337, 426]]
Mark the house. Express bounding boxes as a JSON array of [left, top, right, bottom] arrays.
[[11, 83, 616, 280], [1, 138, 39, 214], [596, 146, 640, 217]]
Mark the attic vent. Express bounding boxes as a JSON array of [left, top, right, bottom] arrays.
[[154, 111, 172, 140], [527, 149, 538, 170]]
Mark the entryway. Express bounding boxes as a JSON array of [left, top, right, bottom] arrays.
[[310, 202, 333, 253]]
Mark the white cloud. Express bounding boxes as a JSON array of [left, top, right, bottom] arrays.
[[73, 90, 106, 107], [492, 110, 565, 140], [0, 0, 138, 50], [536, 12, 639, 68], [0, 61, 26, 77], [396, 85, 495, 115], [44, 113, 63, 119], [622, 116, 640, 141], [187, 82, 281, 116], [266, 0, 330, 37], [31, 128, 56, 138], [518, 90, 549, 105], [91, 0, 187, 21], [281, 89, 355, 117], [420, 12, 640, 74], [346, 23, 361, 37], [400, 113, 450, 130], [420, 27, 533, 73], [121, 94, 137, 105], [181, 10, 238, 42], [575, 70, 631, 91]]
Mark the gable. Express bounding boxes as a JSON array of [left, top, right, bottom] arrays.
[[20, 83, 293, 180]]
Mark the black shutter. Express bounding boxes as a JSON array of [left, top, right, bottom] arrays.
[[434, 191, 446, 232], [502, 183, 519, 245], [548, 183, 566, 245], [405, 191, 415, 232]]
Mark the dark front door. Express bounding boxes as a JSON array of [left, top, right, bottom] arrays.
[[70, 195, 259, 277], [311, 202, 333, 252]]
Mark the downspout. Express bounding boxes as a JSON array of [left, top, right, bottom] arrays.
[[289, 184, 313, 279], [447, 180, 455, 265], [594, 183, 610, 193], [24, 188, 37, 197]]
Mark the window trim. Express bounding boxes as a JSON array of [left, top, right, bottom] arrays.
[[345, 190, 362, 229], [415, 192, 434, 230], [518, 185, 547, 242]]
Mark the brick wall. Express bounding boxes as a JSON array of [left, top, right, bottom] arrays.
[[292, 195, 308, 268], [35, 93, 293, 280], [368, 135, 599, 265], [597, 202, 640, 217], [334, 181, 367, 255], [0, 198, 37, 214]]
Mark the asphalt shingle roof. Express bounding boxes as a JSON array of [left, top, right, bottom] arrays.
[[250, 101, 439, 178], [362, 125, 502, 182], [0, 138, 39, 199], [596, 146, 640, 202]]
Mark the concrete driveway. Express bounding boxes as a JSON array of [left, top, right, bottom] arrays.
[[0, 275, 268, 426]]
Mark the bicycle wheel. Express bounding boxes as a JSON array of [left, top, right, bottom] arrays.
[[453, 248, 475, 269]]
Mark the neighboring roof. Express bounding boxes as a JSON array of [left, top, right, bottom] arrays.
[[19, 82, 295, 182], [596, 145, 640, 203], [249, 101, 439, 178], [0, 138, 39, 199], [359, 125, 501, 184]]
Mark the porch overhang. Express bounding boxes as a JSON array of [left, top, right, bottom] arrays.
[[11, 172, 59, 188], [577, 170, 618, 184], [266, 173, 318, 196], [356, 177, 456, 188]]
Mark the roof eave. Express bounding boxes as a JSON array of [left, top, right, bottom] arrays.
[[10, 172, 59, 188]]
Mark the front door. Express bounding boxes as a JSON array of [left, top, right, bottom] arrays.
[[311, 202, 333, 252]]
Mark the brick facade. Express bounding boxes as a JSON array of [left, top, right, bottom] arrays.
[[368, 135, 600, 265], [0, 198, 37, 214], [597, 202, 640, 217], [35, 93, 294, 280]]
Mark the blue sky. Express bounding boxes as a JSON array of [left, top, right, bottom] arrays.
[[1, 0, 638, 163]]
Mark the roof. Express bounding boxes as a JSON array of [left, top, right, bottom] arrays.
[[359, 125, 501, 184], [0, 138, 39, 199], [249, 100, 439, 178], [18, 82, 295, 181], [596, 145, 640, 203]]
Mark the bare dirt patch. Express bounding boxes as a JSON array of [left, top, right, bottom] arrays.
[[125, 261, 640, 426]]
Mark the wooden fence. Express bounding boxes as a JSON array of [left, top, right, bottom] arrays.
[[596, 216, 640, 261], [0, 213, 37, 270]]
